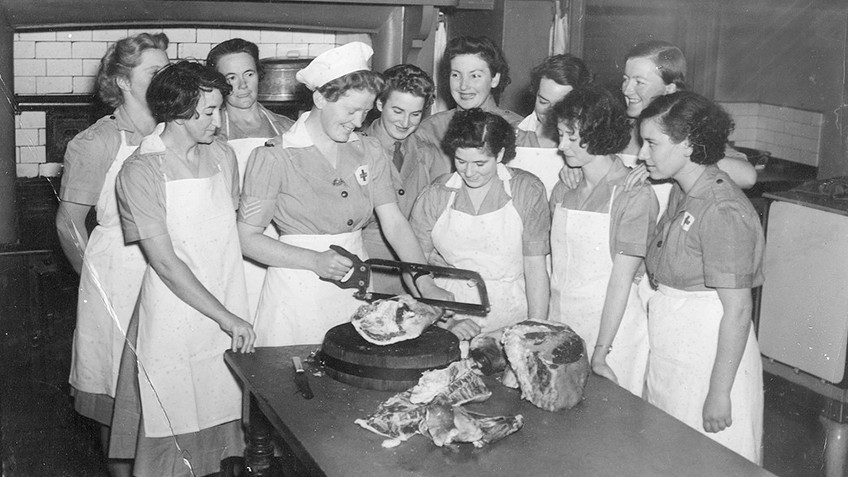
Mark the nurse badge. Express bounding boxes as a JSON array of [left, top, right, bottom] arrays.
[[681, 211, 695, 231], [355, 165, 370, 185]]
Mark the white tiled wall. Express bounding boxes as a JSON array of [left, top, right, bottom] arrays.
[[13, 27, 370, 177], [720, 102, 823, 167]]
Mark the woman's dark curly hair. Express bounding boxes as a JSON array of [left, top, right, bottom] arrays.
[[442, 108, 517, 163], [442, 36, 511, 101], [548, 85, 631, 156], [639, 91, 733, 165], [206, 38, 264, 80], [317, 70, 385, 102], [147, 60, 232, 124], [378, 64, 435, 109], [97, 32, 169, 108], [529, 54, 592, 94]]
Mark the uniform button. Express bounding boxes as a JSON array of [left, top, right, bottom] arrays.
[[110, 115, 116, 120], [716, 178, 724, 184], [656, 240, 663, 248], [347, 219, 354, 226], [341, 190, 348, 198], [398, 189, 405, 196]]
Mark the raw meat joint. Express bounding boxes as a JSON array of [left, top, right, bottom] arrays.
[[351, 294, 443, 345], [502, 320, 590, 412], [355, 359, 524, 448]]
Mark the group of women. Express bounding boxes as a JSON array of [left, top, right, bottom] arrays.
[[56, 29, 764, 477]]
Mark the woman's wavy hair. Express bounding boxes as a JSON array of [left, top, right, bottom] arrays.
[[442, 36, 511, 101], [529, 54, 592, 94], [147, 60, 232, 123], [625, 40, 687, 90], [549, 85, 631, 156], [96, 32, 169, 108], [442, 108, 517, 163], [317, 70, 385, 102], [206, 38, 263, 79], [378, 64, 435, 109], [639, 91, 734, 165]]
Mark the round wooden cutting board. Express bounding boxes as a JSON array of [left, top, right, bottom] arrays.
[[319, 323, 461, 392]]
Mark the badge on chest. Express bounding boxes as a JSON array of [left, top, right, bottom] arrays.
[[681, 211, 695, 231], [355, 165, 370, 186]]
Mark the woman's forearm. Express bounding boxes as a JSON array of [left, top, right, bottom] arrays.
[[238, 222, 320, 271], [139, 234, 243, 325], [595, 254, 642, 357], [709, 288, 753, 395], [524, 254, 549, 321]]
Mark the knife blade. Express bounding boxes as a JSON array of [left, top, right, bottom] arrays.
[[292, 356, 314, 400]]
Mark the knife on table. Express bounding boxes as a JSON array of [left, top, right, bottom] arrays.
[[292, 356, 314, 400]]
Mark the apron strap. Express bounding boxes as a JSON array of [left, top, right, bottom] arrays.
[[608, 185, 616, 214]]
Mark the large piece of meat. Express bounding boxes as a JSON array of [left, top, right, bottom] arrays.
[[501, 320, 590, 412], [422, 397, 524, 448], [351, 294, 442, 345]]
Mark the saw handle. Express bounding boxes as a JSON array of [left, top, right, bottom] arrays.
[[319, 245, 370, 292]]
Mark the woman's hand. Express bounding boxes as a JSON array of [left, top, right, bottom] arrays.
[[590, 353, 619, 384], [443, 317, 481, 341], [219, 314, 257, 353], [702, 390, 732, 433], [558, 165, 583, 190], [311, 249, 353, 280], [623, 164, 649, 191]]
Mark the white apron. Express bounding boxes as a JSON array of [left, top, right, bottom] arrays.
[[226, 110, 282, 320], [647, 285, 763, 464], [255, 230, 366, 346], [509, 147, 564, 200], [136, 163, 250, 438], [548, 187, 649, 396], [70, 131, 144, 397], [431, 165, 526, 338]]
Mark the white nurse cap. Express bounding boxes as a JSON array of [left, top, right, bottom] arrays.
[[296, 41, 374, 91]]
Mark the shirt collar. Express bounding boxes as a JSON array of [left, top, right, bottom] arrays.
[[365, 117, 397, 153], [138, 123, 167, 154], [516, 112, 539, 132], [282, 110, 360, 148]]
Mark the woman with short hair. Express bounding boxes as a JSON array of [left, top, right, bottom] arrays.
[[238, 42, 451, 346], [115, 60, 255, 476], [57, 32, 168, 477], [639, 90, 764, 463]]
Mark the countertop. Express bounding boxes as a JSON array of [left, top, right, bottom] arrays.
[[226, 346, 773, 477]]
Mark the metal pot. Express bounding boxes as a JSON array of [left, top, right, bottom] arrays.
[[258, 57, 312, 102]]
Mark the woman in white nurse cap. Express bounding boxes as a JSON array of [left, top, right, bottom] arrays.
[[238, 42, 452, 346]]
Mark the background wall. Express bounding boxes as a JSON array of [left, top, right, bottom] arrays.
[[578, 0, 846, 179], [12, 27, 363, 178]]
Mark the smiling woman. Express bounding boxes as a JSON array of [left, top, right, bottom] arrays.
[[111, 60, 256, 477], [237, 42, 452, 348]]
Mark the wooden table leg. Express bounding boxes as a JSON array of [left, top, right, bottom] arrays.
[[819, 414, 848, 477], [244, 392, 275, 477]]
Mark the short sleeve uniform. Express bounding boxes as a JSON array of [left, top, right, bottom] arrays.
[[646, 165, 764, 291], [550, 158, 659, 260], [60, 107, 146, 205], [117, 133, 239, 243], [238, 111, 396, 235], [411, 166, 550, 262], [362, 118, 444, 218]]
